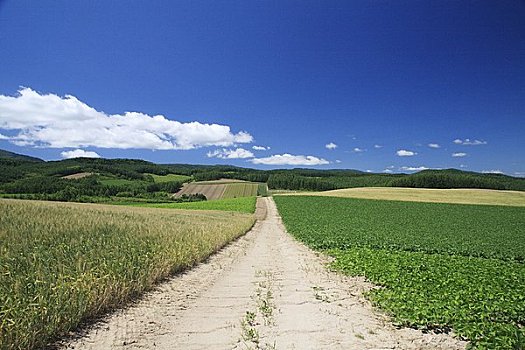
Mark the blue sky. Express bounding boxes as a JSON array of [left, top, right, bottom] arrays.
[[0, 1, 523, 175]]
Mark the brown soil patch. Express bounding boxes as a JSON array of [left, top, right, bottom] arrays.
[[61, 172, 94, 180]]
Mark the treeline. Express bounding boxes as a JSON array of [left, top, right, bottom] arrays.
[[0, 157, 176, 185], [267, 173, 400, 191], [1, 154, 524, 198], [1, 175, 184, 202], [390, 170, 525, 191]]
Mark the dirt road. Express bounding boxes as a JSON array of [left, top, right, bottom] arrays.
[[62, 197, 466, 349]]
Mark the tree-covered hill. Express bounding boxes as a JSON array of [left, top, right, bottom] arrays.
[[0, 149, 523, 205], [0, 149, 43, 162]]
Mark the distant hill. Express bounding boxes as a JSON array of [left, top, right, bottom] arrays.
[[0, 151, 524, 200], [0, 149, 43, 162]]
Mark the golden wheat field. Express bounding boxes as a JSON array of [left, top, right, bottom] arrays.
[[283, 187, 525, 206], [0, 199, 255, 350]]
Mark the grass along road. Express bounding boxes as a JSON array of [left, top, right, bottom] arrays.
[[127, 196, 257, 213], [61, 197, 464, 350]]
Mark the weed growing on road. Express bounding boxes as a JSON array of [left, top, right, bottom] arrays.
[[241, 311, 260, 346], [255, 270, 276, 326], [312, 286, 330, 303]]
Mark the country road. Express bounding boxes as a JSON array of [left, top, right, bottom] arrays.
[[61, 197, 465, 350]]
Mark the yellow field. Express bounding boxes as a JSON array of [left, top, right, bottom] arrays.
[[0, 199, 255, 350], [283, 187, 525, 206]]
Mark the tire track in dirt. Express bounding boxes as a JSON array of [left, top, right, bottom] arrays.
[[60, 197, 467, 350]]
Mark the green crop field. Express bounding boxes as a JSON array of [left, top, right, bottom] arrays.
[[133, 196, 257, 214], [148, 173, 192, 183], [274, 195, 525, 349], [0, 199, 255, 350], [222, 183, 258, 199]]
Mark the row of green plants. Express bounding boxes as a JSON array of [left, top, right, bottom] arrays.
[[0, 199, 255, 350], [127, 196, 257, 214], [274, 195, 525, 349]]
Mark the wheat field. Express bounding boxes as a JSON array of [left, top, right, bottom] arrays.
[[0, 199, 255, 350]]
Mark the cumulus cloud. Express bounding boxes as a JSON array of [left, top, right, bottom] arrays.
[[399, 166, 429, 172], [353, 147, 365, 153], [453, 138, 487, 146], [250, 154, 329, 166], [374, 144, 383, 149], [396, 149, 417, 157], [61, 149, 100, 159], [335, 159, 342, 163], [428, 143, 440, 148], [452, 152, 467, 157], [325, 142, 338, 150], [0, 133, 8, 140], [252, 145, 268, 151], [482, 169, 504, 174], [0, 88, 253, 150], [207, 148, 254, 159], [383, 169, 394, 173]]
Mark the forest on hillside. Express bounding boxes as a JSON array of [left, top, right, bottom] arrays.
[[1, 153, 524, 204]]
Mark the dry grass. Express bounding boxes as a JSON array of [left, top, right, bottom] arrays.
[[0, 199, 255, 350], [283, 187, 525, 207], [61, 172, 94, 179]]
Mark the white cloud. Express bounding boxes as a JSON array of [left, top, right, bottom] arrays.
[[396, 149, 417, 157], [514, 172, 525, 177], [482, 170, 504, 174], [374, 144, 383, 149], [0, 133, 8, 140], [61, 149, 100, 159], [400, 166, 429, 172], [0, 88, 253, 150], [453, 138, 487, 146], [366, 169, 372, 173], [207, 148, 254, 159], [335, 159, 342, 163], [460, 164, 468, 168], [383, 169, 393, 173], [428, 143, 440, 148], [325, 142, 338, 150], [353, 147, 364, 153], [452, 152, 467, 157], [250, 153, 329, 166], [252, 145, 268, 151]]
